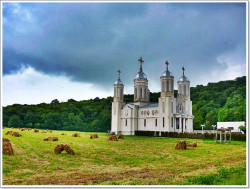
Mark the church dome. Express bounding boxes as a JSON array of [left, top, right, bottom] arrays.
[[161, 70, 173, 77], [134, 72, 147, 80], [114, 78, 123, 85], [178, 75, 189, 82]]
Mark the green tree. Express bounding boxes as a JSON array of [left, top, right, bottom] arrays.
[[8, 115, 23, 128]]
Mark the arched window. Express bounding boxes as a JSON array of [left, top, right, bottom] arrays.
[[125, 119, 127, 126], [135, 88, 137, 98], [162, 81, 165, 92], [167, 81, 169, 92], [144, 88, 146, 98], [120, 88, 123, 97], [184, 85, 186, 95], [140, 88, 142, 98], [172, 80, 174, 92]]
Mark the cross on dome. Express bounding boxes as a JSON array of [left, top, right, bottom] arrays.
[[117, 69, 121, 79], [138, 57, 144, 72], [182, 66, 185, 76], [165, 61, 169, 71]]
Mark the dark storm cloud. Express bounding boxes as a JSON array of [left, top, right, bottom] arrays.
[[3, 3, 246, 88]]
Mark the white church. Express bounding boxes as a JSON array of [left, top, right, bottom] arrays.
[[111, 57, 194, 135]]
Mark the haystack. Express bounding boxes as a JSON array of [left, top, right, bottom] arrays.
[[5, 131, 14, 135], [187, 143, 197, 147], [64, 145, 75, 155], [3, 141, 14, 155], [20, 128, 26, 131], [72, 133, 80, 137], [34, 129, 39, 133], [90, 134, 98, 139], [3, 138, 10, 143], [49, 130, 52, 133], [12, 132, 22, 137], [54, 144, 75, 155], [175, 140, 187, 150], [61, 133, 67, 135], [41, 131, 47, 133], [54, 144, 65, 154], [27, 128, 32, 131], [44, 137, 58, 141], [118, 134, 124, 139], [108, 135, 118, 141]]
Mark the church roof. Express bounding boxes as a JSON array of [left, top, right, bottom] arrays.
[[114, 78, 123, 85], [134, 72, 147, 80], [161, 70, 173, 77], [141, 103, 158, 108], [178, 75, 190, 82]]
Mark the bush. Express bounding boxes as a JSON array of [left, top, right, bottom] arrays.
[[135, 131, 246, 141]]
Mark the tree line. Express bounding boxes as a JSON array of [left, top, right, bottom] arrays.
[[3, 76, 246, 131]]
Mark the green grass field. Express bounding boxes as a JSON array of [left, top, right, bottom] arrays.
[[2, 128, 246, 185]]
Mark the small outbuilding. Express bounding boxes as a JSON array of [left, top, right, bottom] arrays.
[[217, 122, 245, 133]]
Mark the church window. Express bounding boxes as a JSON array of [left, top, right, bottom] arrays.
[[185, 119, 187, 129], [163, 117, 165, 127], [162, 102, 165, 113], [171, 117, 174, 127], [125, 119, 127, 126], [114, 88, 116, 97], [162, 81, 165, 92], [155, 119, 157, 126], [172, 80, 174, 92], [171, 102, 173, 113], [167, 81, 169, 92], [144, 119, 146, 127], [120, 88, 123, 97], [144, 88, 146, 98], [135, 88, 137, 98], [140, 88, 142, 98], [184, 85, 186, 95]]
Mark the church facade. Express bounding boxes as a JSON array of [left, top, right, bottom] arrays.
[[111, 57, 194, 135]]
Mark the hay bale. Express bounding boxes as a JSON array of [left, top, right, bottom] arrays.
[[64, 145, 75, 155], [34, 129, 39, 133], [20, 128, 26, 131], [44, 137, 58, 141], [110, 132, 116, 135], [49, 130, 52, 133], [27, 128, 32, 131], [41, 131, 47, 133], [90, 134, 98, 139], [3, 141, 14, 155], [3, 138, 10, 143], [54, 144, 65, 154], [72, 133, 80, 137], [61, 133, 67, 135], [118, 134, 124, 139], [12, 132, 22, 137], [175, 140, 187, 150], [108, 135, 118, 141], [5, 131, 14, 135], [187, 143, 197, 147]]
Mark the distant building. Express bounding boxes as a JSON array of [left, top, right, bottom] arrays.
[[111, 57, 194, 135], [217, 121, 245, 133]]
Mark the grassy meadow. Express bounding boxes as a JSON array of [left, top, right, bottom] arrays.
[[2, 128, 246, 185]]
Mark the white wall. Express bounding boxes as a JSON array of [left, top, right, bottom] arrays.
[[217, 121, 245, 133]]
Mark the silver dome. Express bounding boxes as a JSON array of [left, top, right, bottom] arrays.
[[114, 79, 123, 85], [161, 70, 173, 77], [134, 72, 147, 80], [178, 75, 190, 82]]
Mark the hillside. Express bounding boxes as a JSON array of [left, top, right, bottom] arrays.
[[3, 76, 246, 131]]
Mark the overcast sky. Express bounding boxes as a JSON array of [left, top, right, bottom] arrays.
[[2, 2, 246, 106]]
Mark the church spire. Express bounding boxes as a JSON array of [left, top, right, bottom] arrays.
[[138, 57, 144, 73]]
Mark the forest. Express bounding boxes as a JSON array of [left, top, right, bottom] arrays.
[[3, 76, 246, 131]]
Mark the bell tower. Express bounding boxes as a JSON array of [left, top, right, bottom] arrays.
[[134, 57, 150, 102], [160, 61, 174, 98], [177, 67, 190, 100], [113, 69, 124, 102]]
